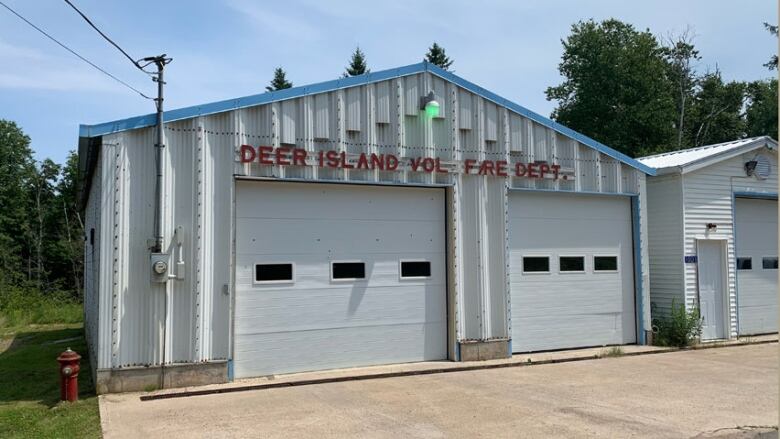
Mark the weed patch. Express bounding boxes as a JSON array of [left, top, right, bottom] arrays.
[[652, 300, 702, 348]]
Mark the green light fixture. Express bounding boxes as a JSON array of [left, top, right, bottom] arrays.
[[420, 91, 440, 118]]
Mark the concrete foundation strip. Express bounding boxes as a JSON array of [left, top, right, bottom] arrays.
[[140, 339, 777, 401]]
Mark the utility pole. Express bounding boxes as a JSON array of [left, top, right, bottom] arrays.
[[144, 55, 172, 253]]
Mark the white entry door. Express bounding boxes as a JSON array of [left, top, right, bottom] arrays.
[[697, 240, 727, 340], [233, 181, 447, 378]]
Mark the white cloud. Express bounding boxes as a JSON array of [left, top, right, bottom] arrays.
[[0, 39, 141, 93]]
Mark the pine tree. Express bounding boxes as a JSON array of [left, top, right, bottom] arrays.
[[266, 67, 293, 92], [763, 22, 778, 70], [344, 46, 369, 77], [425, 42, 453, 70]]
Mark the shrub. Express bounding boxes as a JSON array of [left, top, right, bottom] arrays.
[[0, 285, 82, 328], [652, 300, 702, 347], [599, 346, 624, 357]]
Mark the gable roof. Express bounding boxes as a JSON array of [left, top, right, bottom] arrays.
[[78, 61, 655, 175], [638, 136, 778, 175]]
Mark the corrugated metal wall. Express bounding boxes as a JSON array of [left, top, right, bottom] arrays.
[[83, 148, 102, 373], [92, 71, 646, 368]]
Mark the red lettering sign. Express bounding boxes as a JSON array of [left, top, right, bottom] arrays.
[[237, 145, 566, 181]]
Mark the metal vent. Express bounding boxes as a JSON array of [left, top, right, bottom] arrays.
[[753, 154, 772, 180]]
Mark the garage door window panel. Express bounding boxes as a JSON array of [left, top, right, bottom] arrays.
[[593, 256, 619, 272], [762, 257, 778, 269], [331, 261, 366, 281], [522, 256, 550, 274], [559, 256, 585, 273], [400, 260, 432, 279], [737, 257, 752, 270], [254, 263, 295, 284]]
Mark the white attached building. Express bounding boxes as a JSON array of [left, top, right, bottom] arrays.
[[639, 137, 778, 340], [79, 62, 655, 393]]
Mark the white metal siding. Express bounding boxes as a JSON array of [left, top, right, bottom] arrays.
[[90, 70, 650, 370], [735, 198, 778, 334], [645, 175, 685, 316], [681, 149, 778, 338], [83, 148, 102, 373], [509, 192, 636, 351], [233, 181, 447, 377]]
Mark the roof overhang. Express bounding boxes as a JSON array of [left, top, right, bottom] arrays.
[[648, 137, 778, 175]]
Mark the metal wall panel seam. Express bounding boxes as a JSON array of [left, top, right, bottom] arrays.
[[98, 143, 114, 369], [633, 195, 645, 344], [502, 108, 512, 337], [195, 121, 204, 359], [111, 140, 121, 367], [639, 174, 652, 334], [449, 82, 462, 346]]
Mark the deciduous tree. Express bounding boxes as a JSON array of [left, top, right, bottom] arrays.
[[546, 19, 676, 157]]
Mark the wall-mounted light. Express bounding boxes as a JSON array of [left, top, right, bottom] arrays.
[[745, 160, 758, 176], [420, 91, 440, 117], [706, 223, 717, 231]]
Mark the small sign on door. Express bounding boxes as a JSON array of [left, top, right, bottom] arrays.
[[684, 255, 698, 263]]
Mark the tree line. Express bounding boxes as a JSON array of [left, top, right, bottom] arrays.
[[266, 42, 454, 91], [0, 120, 82, 298], [546, 19, 777, 157]]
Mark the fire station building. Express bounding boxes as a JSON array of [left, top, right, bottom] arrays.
[[78, 62, 655, 393]]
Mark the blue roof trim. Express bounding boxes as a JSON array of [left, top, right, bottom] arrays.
[[79, 61, 654, 175]]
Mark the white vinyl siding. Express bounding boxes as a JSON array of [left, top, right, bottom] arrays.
[[646, 174, 685, 317], [681, 150, 778, 338]]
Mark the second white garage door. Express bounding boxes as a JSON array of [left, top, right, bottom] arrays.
[[736, 197, 778, 335], [233, 181, 447, 378], [509, 192, 636, 352]]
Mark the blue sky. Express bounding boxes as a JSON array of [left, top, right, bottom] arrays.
[[0, 0, 776, 164]]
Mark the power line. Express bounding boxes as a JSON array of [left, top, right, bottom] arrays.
[[63, 0, 153, 74], [0, 1, 152, 99]]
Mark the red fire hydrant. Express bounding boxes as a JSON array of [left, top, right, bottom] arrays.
[[57, 348, 81, 402]]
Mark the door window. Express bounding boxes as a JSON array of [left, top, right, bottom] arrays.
[[522, 256, 550, 273], [255, 263, 294, 283], [331, 262, 366, 280], [594, 256, 618, 272]]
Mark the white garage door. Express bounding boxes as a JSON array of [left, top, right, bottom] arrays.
[[233, 181, 447, 378], [509, 192, 636, 352], [736, 197, 778, 335]]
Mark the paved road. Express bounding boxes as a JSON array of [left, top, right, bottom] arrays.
[[100, 344, 778, 438]]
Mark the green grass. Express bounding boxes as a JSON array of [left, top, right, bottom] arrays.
[[0, 318, 101, 438], [0, 287, 82, 329]]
